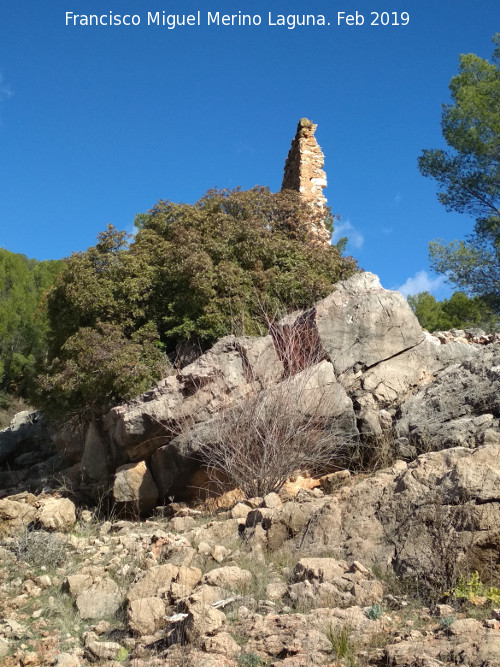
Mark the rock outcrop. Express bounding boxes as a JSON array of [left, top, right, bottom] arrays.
[[395, 345, 500, 453], [1, 269, 498, 514], [0, 412, 64, 496]]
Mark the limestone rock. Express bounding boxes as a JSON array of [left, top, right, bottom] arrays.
[[0, 411, 51, 465], [448, 618, 484, 636], [191, 518, 240, 548], [36, 497, 76, 532], [314, 272, 425, 376], [127, 563, 179, 602], [94, 272, 498, 512], [104, 335, 282, 463], [128, 596, 166, 636], [262, 492, 282, 509], [319, 470, 351, 494], [0, 637, 9, 660], [395, 345, 500, 450], [183, 603, 226, 642], [298, 444, 500, 589], [230, 503, 252, 520], [203, 631, 241, 656], [203, 566, 252, 591], [294, 558, 349, 583], [170, 566, 202, 600], [83, 631, 123, 661], [76, 578, 122, 620], [80, 420, 110, 483], [0, 496, 37, 536], [53, 653, 81, 667], [64, 574, 94, 598], [113, 460, 158, 513]]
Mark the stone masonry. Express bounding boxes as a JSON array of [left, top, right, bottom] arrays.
[[281, 118, 331, 246]]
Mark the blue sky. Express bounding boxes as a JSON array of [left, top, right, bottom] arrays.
[[0, 0, 498, 298]]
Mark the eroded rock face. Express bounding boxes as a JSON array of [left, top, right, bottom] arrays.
[[0, 412, 50, 465], [395, 346, 500, 452], [292, 445, 500, 588], [99, 273, 428, 493], [292, 272, 425, 377], [103, 335, 282, 464], [3, 266, 497, 522]]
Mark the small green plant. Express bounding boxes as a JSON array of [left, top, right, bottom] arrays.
[[115, 647, 129, 662], [365, 603, 383, 620], [487, 587, 500, 604], [238, 653, 266, 667], [326, 624, 356, 664], [439, 616, 456, 630], [453, 571, 483, 599], [452, 571, 500, 605]]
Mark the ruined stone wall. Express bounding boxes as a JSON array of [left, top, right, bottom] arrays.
[[281, 118, 330, 247]]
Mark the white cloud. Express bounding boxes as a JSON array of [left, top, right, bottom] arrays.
[[332, 220, 364, 249], [397, 270, 446, 297], [0, 74, 13, 105]]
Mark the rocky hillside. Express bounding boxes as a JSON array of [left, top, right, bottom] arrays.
[[0, 270, 499, 666], [0, 449, 499, 666]]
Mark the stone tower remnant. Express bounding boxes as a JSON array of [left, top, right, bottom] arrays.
[[281, 118, 331, 247]]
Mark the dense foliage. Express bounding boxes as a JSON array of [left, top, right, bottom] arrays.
[[0, 249, 62, 397], [418, 35, 500, 311], [40, 187, 357, 422], [407, 291, 500, 333]]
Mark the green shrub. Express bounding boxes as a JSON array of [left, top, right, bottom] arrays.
[[439, 616, 456, 629], [452, 571, 500, 605], [40, 187, 357, 423], [365, 603, 383, 620], [238, 654, 266, 667]]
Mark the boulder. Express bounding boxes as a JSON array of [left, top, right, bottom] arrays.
[[113, 461, 159, 513], [75, 578, 122, 620], [83, 631, 124, 661], [36, 497, 76, 532], [281, 273, 424, 376], [64, 574, 94, 598], [182, 603, 226, 642], [0, 496, 37, 536], [127, 563, 179, 602], [104, 335, 282, 463], [128, 596, 166, 636], [203, 566, 252, 591], [294, 558, 349, 583]]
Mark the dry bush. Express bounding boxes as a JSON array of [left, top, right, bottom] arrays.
[[13, 528, 69, 569], [194, 362, 353, 499]]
